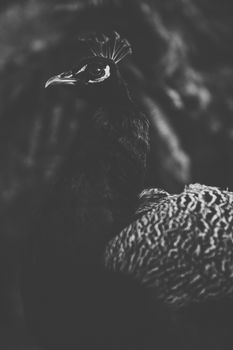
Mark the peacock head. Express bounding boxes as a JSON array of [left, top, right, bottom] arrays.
[[45, 32, 132, 101]]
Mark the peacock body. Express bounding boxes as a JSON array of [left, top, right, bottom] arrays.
[[21, 33, 152, 349], [105, 183, 233, 307], [24, 33, 233, 348]]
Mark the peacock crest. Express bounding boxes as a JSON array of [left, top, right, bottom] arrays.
[[79, 31, 132, 64]]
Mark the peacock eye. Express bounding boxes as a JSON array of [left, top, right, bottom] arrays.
[[87, 64, 111, 84], [89, 67, 104, 76]]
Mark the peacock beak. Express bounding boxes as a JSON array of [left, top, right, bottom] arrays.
[[45, 73, 77, 88]]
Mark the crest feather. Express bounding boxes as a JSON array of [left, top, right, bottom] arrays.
[[79, 32, 132, 64]]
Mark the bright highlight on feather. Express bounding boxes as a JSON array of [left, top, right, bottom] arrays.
[[79, 32, 132, 64]]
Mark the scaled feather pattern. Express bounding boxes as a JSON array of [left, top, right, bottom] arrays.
[[105, 184, 233, 308]]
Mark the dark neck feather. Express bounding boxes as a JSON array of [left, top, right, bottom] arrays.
[[43, 78, 149, 262]]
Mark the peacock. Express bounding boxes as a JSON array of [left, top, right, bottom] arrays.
[[104, 182, 233, 350], [105, 183, 233, 308], [22, 32, 233, 350], [21, 32, 155, 350], [2, 2, 233, 350]]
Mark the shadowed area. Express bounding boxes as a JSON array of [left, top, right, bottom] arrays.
[[0, 1, 233, 349]]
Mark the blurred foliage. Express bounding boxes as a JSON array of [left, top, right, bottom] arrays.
[[0, 0, 232, 257], [0, 0, 233, 254], [0, 1, 233, 216]]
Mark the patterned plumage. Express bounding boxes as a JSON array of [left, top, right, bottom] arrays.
[[105, 183, 233, 308]]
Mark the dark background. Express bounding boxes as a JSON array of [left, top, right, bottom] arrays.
[[1, 0, 233, 216], [1, 0, 233, 348]]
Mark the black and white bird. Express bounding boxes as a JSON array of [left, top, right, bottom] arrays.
[[105, 183, 233, 308], [22, 32, 233, 350], [22, 33, 152, 349]]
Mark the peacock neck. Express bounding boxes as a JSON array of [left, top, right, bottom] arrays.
[[63, 92, 149, 248], [43, 78, 149, 263]]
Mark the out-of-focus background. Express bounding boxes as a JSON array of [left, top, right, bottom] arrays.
[[1, 0, 233, 225], [0, 0, 233, 347]]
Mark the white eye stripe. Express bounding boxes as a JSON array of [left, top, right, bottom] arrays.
[[76, 64, 88, 74], [65, 74, 73, 78], [88, 65, 110, 84]]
